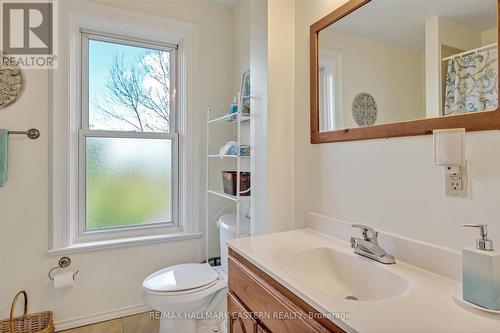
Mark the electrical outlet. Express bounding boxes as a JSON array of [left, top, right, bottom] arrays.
[[445, 165, 467, 197]]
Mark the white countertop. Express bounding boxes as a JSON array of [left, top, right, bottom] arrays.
[[227, 228, 500, 333]]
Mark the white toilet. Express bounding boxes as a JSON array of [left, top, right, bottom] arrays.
[[143, 213, 250, 333]]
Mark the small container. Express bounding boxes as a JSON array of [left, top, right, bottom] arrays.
[[228, 144, 250, 156], [230, 96, 238, 114], [462, 224, 500, 310], [222, 171, 251, 196], [239, 145, 250, 156]]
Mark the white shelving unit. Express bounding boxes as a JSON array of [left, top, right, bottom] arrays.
[[205, 93, 251, 263]]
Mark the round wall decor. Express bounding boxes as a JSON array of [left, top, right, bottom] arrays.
[[352, 92, 377, 126], [0, 56, 24, 109]]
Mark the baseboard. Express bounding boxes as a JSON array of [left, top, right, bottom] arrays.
[[307, 212, 462, 281], [54, 303, 151, 331]]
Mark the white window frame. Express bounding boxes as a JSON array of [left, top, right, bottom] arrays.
[[49, 0, 202, 254], [319, 49, 343, 131], [78, 32, 178, 243]]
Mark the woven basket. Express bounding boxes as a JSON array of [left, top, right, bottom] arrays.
[[0, 291, 54, 333]]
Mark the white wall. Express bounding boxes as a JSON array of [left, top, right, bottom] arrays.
[[233, 0, 251, 92], [249, 0, 269, 235], [319, 30, 425, 128], [266, 0, 296, 233], [0, 0, 234, 327], [294, 0, 500, 252], [249, 0, 297, 235]]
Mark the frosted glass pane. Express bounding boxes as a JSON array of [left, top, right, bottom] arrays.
[[88, 38, 172, 132], [86, 137, 172, 230]]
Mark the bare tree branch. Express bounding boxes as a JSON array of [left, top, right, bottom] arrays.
[[93, 97, 144, 132], [139, 51, 171, 126], [95, 51, 171, 132], [104, 55, 145, 131]]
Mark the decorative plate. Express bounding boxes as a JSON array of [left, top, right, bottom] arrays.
[[0, 56, 24, 109], [352, 93, 377, 126]]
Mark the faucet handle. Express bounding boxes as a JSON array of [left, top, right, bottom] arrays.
[[352, 224, 378, 243]]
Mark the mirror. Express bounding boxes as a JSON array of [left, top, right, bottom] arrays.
[[311, 0, 500, 142]]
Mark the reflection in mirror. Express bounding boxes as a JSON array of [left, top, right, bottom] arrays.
[[318, 0, 498, 132]]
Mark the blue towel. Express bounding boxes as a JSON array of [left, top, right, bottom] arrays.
[[0, 129, 8, 187]]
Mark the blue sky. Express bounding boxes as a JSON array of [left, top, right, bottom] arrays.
[[89, 38, 150, 102], [88, 39, 152, 130]]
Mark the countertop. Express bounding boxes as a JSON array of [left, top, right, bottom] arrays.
[[227, 228, 500, 333]]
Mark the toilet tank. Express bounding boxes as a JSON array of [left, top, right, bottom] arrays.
[[218, 213, 251, 273]]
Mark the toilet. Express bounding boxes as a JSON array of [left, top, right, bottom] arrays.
[[143, 213, 250, 333], [217, 213, 251, 273]]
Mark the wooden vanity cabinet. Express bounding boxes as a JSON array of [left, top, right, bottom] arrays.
[[228, 292, 265, 333], [228, 248, 346, 333]]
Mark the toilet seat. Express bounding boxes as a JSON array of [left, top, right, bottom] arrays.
[[143, 265, 228, 333], [143, 264, 227, 303], [143, 263, 219, 292]]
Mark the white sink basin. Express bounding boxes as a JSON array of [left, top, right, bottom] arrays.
[[273, 247, 408, 301]]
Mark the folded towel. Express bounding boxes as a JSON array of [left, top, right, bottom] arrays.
[[0, 129, 8, 187]]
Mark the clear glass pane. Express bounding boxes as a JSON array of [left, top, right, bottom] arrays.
[[85, 137, 173, 230], [88, 38, 172, 132]]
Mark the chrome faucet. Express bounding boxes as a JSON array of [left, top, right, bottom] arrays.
[[350, 224, 395, 264]]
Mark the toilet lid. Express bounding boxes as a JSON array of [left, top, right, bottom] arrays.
[[218, 213, 251, 235], [143, 263, 219, 292]]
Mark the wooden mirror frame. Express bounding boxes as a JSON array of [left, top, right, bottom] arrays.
[[310, 0, 500, 143]]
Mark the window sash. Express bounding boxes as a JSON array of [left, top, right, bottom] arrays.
[[77, 31, 179, 243], [80, 31, 178, 133], [77, 130, 179, 242]]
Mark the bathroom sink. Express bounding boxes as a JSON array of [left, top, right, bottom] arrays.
[[272, 247, 408, 301]]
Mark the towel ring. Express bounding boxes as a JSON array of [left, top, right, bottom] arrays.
[[48, 257, 79, 281]]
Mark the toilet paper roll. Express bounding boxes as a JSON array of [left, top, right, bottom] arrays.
[[53, 270, 75, 288]]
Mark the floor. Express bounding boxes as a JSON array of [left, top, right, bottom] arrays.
[[57, 311, 226, 333], [58, 312, 159, 333]]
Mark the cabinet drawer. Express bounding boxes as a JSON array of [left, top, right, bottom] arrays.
[[228, 253, 340, 333]]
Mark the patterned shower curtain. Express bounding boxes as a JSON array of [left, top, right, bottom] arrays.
[[444, 48, 498, 115]]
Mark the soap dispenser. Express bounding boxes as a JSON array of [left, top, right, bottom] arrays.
[[462, 224, 500, 310]]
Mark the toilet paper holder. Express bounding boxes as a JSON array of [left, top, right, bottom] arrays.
[[48, 257, 79, 281]]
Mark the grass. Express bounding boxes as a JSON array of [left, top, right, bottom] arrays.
[[85, 137, 172, 229], [86, 175, 171, 229]]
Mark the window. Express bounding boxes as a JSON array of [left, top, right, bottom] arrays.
[[80, 33, 178, 238], [319, 49, 343, 131], [79, 32, 177, 236], [50, 2, 202, 253]]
